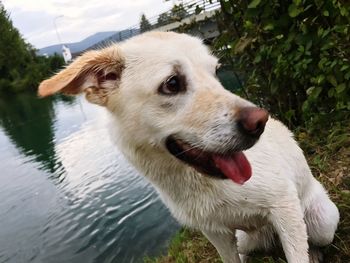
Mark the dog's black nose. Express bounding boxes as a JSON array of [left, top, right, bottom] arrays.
[[237, 107, 269, 137]]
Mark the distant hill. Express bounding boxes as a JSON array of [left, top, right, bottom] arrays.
[[38, 31, 117, 56], [82, 28, 140, 52]]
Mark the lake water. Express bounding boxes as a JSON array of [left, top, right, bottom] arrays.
[[0, 93, 179, 263], [0, 69, 239, 263]]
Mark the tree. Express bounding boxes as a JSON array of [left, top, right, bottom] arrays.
[[140, 14, 152, 33], [0, 3, 28, 82], [0, 3, 64, 93]]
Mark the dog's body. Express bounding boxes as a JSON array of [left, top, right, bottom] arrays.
[[39, 32, 339, 263]]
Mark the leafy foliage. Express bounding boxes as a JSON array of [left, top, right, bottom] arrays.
[[215, 0, 350, 127], [0, 3, 64, 93]]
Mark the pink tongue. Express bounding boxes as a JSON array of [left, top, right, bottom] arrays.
[[213, 152, 252, 185]]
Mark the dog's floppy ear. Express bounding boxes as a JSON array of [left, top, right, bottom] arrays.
[[38, 46, 124, 106]]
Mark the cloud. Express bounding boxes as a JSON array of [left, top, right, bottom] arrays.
[[2, 0, 173, 48]]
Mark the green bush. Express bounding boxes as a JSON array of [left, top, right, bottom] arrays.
[[216, 0, 350, 127]]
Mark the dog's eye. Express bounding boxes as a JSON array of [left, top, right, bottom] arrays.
[[105, 72, 117, 80], [159, 75, 184, 95]]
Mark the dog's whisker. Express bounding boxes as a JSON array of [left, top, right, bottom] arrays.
[[174, 144, 202, 157]]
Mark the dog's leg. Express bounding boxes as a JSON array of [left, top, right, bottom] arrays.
[[236, 226, 275, 255], [269, 197, 309, 263], [304, 180, 339, 247], [202, 229, 241, 263]]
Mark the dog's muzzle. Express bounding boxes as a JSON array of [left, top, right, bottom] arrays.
[[165, 107, 269, 185]]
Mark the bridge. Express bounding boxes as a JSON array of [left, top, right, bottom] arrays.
[[87, 0, 221, 51]]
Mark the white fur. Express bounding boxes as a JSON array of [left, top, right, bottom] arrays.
[[39, 32, 339, 263]]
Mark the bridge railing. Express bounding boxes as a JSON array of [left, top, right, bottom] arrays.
[[86, 0, 220, 52], [146, 0, 221, 28]]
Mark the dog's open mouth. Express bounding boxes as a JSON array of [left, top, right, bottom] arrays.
[[165, 137, 252, 185]]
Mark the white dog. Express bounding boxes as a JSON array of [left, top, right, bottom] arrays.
[[38, 32, 339, 263]]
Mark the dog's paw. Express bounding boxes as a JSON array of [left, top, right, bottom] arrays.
[[309, 247, 324, 263]]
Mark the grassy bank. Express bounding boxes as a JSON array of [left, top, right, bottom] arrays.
[[144, 120, 350, 263]]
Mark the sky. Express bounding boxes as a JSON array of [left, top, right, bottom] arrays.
[[2, 0, 176, 49]]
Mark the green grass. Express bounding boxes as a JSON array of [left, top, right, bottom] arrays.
[[144, 228, 223, 263], [145, 120, 350, 263]]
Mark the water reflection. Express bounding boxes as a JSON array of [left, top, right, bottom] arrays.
[[0, 93, 58, 172], [0, 93, 179, 263]]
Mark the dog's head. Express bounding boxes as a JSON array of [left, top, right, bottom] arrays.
[[39, 32, 268, 184]]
